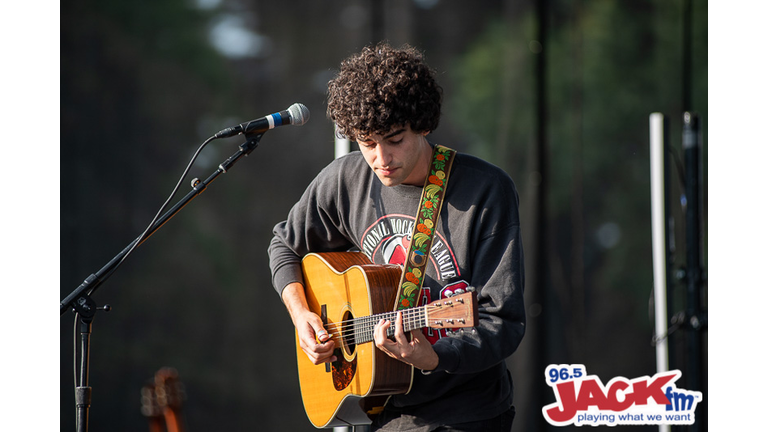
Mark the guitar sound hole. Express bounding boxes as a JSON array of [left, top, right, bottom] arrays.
[[341, 310, 356, 356], [332, 310, 357, 391]]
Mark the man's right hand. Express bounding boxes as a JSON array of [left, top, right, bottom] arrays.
[[294, 308, 337, 365], [281, 282, 337, 365]]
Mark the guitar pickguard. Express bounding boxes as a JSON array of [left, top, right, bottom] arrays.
[[331, 308, 358, 390], [331, 354, 356, 391]]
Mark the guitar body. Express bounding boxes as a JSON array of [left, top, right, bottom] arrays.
[[298, 252, 413, 428]]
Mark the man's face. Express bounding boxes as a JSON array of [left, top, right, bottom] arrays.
[[356, 125, 432, 187]]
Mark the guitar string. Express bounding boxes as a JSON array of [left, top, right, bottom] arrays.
[[324, 303, 466, 345], [325, 308, 427, 344], [330, 299, 469, 338], [322, 307, 428, 344]]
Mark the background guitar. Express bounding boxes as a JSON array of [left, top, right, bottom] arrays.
[[141, 367, 186, 432]]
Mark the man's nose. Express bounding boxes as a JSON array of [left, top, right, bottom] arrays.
[[375, 143, 392, 166]]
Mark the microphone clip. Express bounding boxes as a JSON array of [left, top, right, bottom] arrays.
[[240, 132, 264, 154], [219, 132, 264, 173]]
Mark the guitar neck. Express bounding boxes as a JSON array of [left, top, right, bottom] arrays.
[[353, 307, 429, 344], [329, 292, 476, 346]]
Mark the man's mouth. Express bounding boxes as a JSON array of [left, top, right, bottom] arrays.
[[378, 167, 399, 176]]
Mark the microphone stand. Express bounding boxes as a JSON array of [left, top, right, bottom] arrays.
[[60, 132, 265, 432]]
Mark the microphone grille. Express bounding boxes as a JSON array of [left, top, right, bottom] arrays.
[[287, 103, 310, 126]]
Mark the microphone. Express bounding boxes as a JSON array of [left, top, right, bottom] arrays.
[[214, 103, 310, 138]]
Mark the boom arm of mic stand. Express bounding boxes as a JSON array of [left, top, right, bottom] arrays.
[[60, 132, 264, 315]]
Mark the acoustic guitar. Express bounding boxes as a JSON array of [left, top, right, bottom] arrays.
[[297, 252, 477, 428]]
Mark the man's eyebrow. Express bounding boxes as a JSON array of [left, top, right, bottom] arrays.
[[384, 129, 406, 139]]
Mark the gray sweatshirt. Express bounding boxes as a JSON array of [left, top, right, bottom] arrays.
[[269, 148, 526, 425]]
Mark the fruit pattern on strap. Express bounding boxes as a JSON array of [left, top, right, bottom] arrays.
[[395, 145, 456, 311]]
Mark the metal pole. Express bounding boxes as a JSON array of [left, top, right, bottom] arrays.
[[682, 112, 705, 432], [650, 113, 673, 432]]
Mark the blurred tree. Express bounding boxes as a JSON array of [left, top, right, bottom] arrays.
[[445, 1, 706, 429]]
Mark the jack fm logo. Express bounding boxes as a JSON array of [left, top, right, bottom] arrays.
[[542, 364, 703, 427]]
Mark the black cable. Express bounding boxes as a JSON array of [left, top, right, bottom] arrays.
[[90, 135, 218, 294]]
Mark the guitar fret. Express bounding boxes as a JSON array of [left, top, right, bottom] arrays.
[[349, 307, 429, 345]]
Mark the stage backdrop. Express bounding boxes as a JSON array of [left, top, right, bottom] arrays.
[[60, 0, 707, 430]]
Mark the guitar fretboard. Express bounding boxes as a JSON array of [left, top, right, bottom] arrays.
[[348, 307, 429, 345], [323, 292, 474, 348]]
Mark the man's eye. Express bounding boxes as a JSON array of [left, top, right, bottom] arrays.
[[389, 137, 403, 144]]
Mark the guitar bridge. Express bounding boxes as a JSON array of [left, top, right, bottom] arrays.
[[320, 305, 331, 374]]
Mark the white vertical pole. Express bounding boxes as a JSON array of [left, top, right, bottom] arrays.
[[335, 124, 351, 159], [334, 124, 354, 432], [649, 113, 670, 432]]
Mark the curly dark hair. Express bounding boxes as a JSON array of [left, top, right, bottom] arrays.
[[327, 42, 442, 140]]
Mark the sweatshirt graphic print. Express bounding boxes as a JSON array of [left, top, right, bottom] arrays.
[[360, 213, 469, 344]]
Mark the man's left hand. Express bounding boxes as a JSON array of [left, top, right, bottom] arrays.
[[373, 311, 439, 372]]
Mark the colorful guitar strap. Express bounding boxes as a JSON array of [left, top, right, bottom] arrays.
[[394, 145, 456, 311]]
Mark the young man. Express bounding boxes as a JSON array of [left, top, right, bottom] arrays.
[[269, 43, 525, 431]]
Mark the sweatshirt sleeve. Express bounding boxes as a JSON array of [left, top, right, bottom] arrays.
[[268, 159, 357, 298], [430, 174, 526, 374]]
